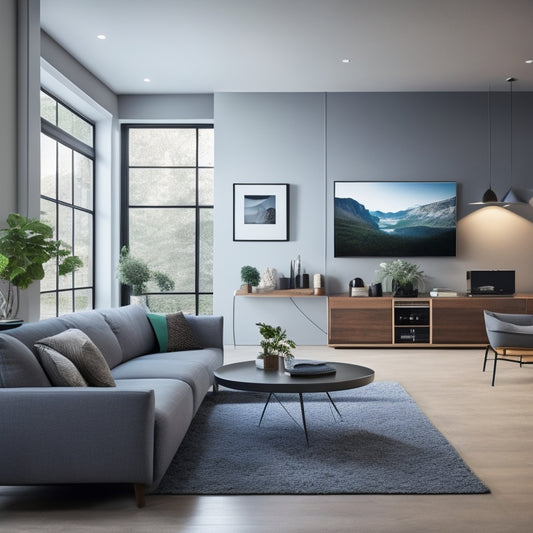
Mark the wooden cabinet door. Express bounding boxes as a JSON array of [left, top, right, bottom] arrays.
[[328, 298, 392, 345], [432, 298, 528, 344]]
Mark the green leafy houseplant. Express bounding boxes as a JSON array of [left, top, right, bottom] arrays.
[[240, 265, 260, 292], [0, 213, 83, 319], [376, 259, 425, 297], [256, 322, 296, 370], [117, 246, 175, 296]]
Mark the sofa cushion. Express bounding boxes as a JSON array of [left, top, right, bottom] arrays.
[[147, 311, 202, 352], [3, 317, 68, 353], [58, 310, 123, 369], [35, 344, 88, 387], [0, 334, 51, 387], [111, 356, 210, 413], [99, 305, 157, 362], [35, 329, 116, 387]]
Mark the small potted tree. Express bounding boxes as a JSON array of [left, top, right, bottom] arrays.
[[255, 322, 296, 371], [0, 213, 83, 320], [240, 265, 260, 293], [116, 246, 175, 307]]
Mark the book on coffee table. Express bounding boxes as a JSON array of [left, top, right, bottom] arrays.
[[286, 359, 337, 377]]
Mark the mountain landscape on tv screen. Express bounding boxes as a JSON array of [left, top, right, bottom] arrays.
[[334, 196, 456, 256]]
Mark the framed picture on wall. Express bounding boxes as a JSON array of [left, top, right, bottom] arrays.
[[233, 183, 290, 241]]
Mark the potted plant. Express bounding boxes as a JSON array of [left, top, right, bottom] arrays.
[[376, 259, 425, 297], [0, 213, 83, 320], [240, 265, 260, 293], [116, 246, 175, 306], [255, 322, 296, 371]]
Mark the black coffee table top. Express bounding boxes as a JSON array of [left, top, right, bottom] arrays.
[[214, 361, 375, 394]]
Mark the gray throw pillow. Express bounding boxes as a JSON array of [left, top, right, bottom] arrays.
[[35, 344, 88, 387], [35, 329, 116, 387], [0, 335, 51, 387]]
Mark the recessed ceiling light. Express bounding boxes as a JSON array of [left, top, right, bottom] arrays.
[[341, 58, 351, 63], [526, 59, 533, 64], [97, 34, 106, 40], [143, 78, 151, 83]]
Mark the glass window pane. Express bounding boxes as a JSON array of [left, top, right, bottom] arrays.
[[129, 208, 195, 292], [198, 294, 213, 315], [40, 199, 57, 292], [74, 152, 93, 210], [40, 293, 57, 320], [129, 128, 196, 167], [58, 291, 73, 315], [41, 134, 56, 199], [74, 288, 92, 312], [199, 208, 213, 292], [129, 168, 196, 206], [58, 103, 93, 147], [146, 294, 196, 315], [58, 144, 72, 204], [198, 168, 213, 205], [74, 210, 93, 288], [40, 91, 56, 124], [58, 205, 73, 290], [198, 128, 214, 167]]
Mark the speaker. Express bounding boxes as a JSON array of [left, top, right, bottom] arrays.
[[466, 270, 515, 295]]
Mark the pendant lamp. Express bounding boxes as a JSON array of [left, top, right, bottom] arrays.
[[501, 77, 533, 206], [470, 85, 500, 204]]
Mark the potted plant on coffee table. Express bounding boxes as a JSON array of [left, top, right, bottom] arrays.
[[255, 322, 296, 371], [0, 213, 83, 320]]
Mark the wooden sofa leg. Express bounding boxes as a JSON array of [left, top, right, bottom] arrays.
[[134, 484, 146, 508]]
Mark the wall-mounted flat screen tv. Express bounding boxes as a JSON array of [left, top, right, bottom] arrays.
[[334, 181, 457, 257]]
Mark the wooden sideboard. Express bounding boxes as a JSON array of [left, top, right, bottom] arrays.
[[328, 294, 533, 347]]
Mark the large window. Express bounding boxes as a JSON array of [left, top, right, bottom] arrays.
[[122, 125, 214, 315], [40, 90, 95, 318]]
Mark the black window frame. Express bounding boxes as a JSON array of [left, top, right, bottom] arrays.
[[39, 88, 96, 317], [120, 123, 214, 315]]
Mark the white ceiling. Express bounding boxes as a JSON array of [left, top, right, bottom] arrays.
[[40, 0, 533, 94]]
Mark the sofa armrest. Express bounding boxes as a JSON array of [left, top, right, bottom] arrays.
[[185, 315, 224, 351], [0, 388, 155, 486]]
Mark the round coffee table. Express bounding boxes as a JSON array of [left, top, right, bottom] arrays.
[[214, 361, 375, 445]]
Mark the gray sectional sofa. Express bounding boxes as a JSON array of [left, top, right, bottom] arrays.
[[0, 304, 224, 507]]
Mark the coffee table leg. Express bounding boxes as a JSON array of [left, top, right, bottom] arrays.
[[326, 392, 343, 421], [299, 393, 310, 447], [259, 392, 273, 426]]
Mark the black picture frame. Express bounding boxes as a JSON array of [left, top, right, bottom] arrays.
[[233, 183, 290, 241]]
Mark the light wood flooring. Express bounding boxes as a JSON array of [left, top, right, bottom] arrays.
[[2, 345, 533, 532]]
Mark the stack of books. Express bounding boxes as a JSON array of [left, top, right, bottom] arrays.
[[429, 288, 458, 297]]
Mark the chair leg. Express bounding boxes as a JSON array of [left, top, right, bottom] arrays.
[[483, 345, 491, 372], [134, 484, 146, 508], [491, 352, 498, 386]]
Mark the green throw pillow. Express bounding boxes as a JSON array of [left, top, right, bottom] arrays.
[[147, 311, 202, 352]]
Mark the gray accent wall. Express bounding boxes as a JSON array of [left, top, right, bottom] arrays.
[[214, 91, 533, 345]]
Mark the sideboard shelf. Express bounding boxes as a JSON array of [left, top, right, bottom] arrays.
[[328, 294, 533, 348]]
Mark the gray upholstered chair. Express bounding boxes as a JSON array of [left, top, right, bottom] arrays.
[[483, 310, 533, 386]]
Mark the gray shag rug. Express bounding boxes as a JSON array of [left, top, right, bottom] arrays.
[[154, 382, 489, 495]]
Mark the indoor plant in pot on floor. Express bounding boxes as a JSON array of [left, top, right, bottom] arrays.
[[0, 213, 82, 320], [255, 322, 296, 371]]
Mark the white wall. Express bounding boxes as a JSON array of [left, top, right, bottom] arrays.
[[214, 93, 329, 345], [0, 0, 17, 220]]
